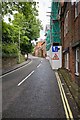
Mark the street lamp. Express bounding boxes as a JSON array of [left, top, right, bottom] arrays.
[[18, 26, 20, 63], [15, 22, 28, 63], [14, 25, 21, 63]]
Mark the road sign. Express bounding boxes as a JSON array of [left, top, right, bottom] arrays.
[[52, 46, 58, 52], [52, 53, 59, 60]]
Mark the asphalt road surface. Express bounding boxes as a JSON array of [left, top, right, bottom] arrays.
[[2, 57, 74, 119]]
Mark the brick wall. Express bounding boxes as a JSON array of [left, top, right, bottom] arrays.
[[34, 41, 46, 57], [69, 48, 75, 80], [74, 17, 79, 42], [61, 2, 80, 81]]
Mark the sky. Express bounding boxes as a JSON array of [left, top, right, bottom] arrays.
[[35, 0, 51, 37]]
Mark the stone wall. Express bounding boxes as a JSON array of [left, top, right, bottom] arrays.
[[2, 57, 17, 69]]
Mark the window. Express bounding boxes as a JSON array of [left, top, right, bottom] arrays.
[[65, 52, 69, 69], [75, 47, 79, 76], [71, 0, 75, 5], [75, 0, 78, 18], [64, 11, 69, 37]]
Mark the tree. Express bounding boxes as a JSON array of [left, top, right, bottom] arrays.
[[2, 2, 43, 58], [2, 21, 19, 57], [2, 2, 39, 21], [12, 13, 32, 55], [2, 21, 14, 43]]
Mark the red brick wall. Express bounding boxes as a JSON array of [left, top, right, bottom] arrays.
[[69, 48, 75, 80], [72, 2, 80, 44], [78, 2, 80, 12], [34, 42, 46, 57], [61, 2, 80, 81], [74, 17, 79, 42], [60, 6, 64, 67]]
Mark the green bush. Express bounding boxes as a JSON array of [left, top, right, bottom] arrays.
[[2, 43, 19, 57]]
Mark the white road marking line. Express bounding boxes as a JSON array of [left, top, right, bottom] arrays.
[[18, 70, 34, 86], [41, 61, 42, 63], [55, 72, 74, 119], [0, 60, 32, 78], [37, 63, 41, 68]]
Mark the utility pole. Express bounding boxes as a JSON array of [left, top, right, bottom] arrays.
[[15, 22, 28, 63], [18, 27, 20, 63]]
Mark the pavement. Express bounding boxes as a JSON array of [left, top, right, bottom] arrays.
[[2, 59, 31, 75], [2, 54, 37, 75]]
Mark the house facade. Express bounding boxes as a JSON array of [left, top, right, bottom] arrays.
[[60, 1, 80, 83], [34, 41, 46, 58]]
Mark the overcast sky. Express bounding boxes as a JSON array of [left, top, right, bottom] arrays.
[[36, 0, 51, 27], [35, 0, 51, 37]]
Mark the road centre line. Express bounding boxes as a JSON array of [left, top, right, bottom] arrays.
[[37, 63, 41, 68], [55, 72, 74, 119], [0, 60, 32, 78], [18, 70, 34, 86]]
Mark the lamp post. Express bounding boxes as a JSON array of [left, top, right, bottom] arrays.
[[14, 25, 21, 63], [15, 22, 28, 63], [18, 26, 20, 63]]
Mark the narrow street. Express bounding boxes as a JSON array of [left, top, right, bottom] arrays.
[[2, 57, 66, 118], [2, 1, 80, 119]]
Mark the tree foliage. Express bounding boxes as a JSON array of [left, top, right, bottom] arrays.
[[2, 43, 19, 57], [2, 2, 43, 57]]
